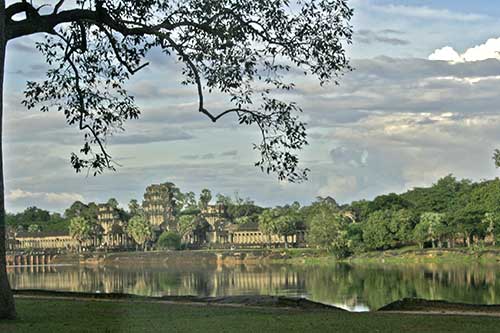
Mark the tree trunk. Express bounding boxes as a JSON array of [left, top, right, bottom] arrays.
[[0, 1, 17, 318], [465, 233, 471, 248]]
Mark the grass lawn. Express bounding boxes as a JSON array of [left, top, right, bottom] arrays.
[[1, 298, 500, 333], [340, 246, 500, 264]]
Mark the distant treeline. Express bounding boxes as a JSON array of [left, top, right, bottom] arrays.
[[8, 175, 500, 256]]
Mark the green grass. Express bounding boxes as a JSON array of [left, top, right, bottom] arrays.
[[345, 246, 500, 264], [2, 298, 500, 332]]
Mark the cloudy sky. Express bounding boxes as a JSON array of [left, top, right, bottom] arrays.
[[5, 0, 500, 212]]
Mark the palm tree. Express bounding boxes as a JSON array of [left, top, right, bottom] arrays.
[[69, 217, 92, 252], [127, 215, 152, 251]]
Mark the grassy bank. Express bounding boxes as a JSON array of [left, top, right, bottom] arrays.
[[2, 298, 500, 332], [346, 246, 500, 264], [281, 246, 500, 265]]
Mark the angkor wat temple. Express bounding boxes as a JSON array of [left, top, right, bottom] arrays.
[[7, 182, 306, 252]]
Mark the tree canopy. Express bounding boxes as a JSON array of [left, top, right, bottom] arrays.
[[127, 215, 152, 250], [5, 0, 354, 182], [69, 216, 92, 250]]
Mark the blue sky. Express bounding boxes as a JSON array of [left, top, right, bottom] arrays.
[[5, 0, 500, 212]]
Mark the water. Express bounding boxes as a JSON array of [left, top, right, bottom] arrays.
[[8, 262, 500, 311]]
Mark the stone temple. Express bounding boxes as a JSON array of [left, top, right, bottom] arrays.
[[7, 181, 307, 252]]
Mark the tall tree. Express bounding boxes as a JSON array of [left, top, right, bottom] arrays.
[[127, 215, 152, 251], [482, 212, 500, 246], [183, 192, 197, 211], [69, 216, 92, 252], [259, 206, 300, 248], [198, 189, 212, 211], [362, 210, 416, 251], [107, 198, 119, 209], [0, 0, 353, 318], [128, 199, 141, 216], [177, 214, 197, 239], [215, 193, 232, 206], [307, 202, 351, 258]]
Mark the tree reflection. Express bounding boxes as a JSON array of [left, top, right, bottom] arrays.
[[8, 262, 500, 310]]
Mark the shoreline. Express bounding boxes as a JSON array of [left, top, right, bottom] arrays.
[[9, 246, 500, 267]]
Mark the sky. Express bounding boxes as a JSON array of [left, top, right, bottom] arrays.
[[5, 0, 500, 212]]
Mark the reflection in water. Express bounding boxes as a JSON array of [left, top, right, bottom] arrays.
[[8, 262, 500, 311]]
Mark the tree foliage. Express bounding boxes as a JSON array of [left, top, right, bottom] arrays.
[[198, 189, 212, 210], [6, 0, 354, 182], [362, 210, 416, 250], [177, 214, 197, 238], [307, 202, 351, 258], [65, 201, 98, 223], [157, 231, 182, 250], [6, 208, 68, 232], [127, 215, 152, 249], [259, 206, 301, 247], [69, 216, 92, 249], [482, 212, 500, 246], [413, 212, 447, 248], [128, 199, 141, 216]]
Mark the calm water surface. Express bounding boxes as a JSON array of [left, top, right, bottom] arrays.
[[8, 262, 500, 311]]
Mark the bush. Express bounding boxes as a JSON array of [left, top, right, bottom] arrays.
[[157, 231, 182, 250], [362, 209, 416, 250]]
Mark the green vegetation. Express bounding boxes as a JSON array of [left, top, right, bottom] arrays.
[[306, 202, 351, 258], [259, 204, 302, 248], [157, 231, 182, 250], [303, 175, 500, 258], [198, 189, 212, 211], [127, 216, 152, 251], [68, 217, 92, 252], [6, 207, 68, 233], [9, 174, 500, 261], [346, 246, 500, 264], [1, 298, 499, 333]]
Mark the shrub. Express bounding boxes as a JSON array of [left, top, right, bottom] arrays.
[[157, 231, 182, 250]]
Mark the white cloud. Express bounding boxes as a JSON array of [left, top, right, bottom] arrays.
[[8, 189, 37, 201], [429, 37, 500, 63], [8, 189, 84, 204], [45, 192, 85, 204], [462, 38, 500, 62], [428, 46, 461, 62]]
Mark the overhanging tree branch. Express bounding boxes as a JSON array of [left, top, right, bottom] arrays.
[[16, 0, 352, 182]]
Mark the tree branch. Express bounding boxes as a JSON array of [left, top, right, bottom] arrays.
[[53, 0, 65, 14], [97, 24, 149, 74], [58, 32, 113, 169]]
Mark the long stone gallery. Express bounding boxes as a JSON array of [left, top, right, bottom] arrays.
[[6, 182, 308, 256]]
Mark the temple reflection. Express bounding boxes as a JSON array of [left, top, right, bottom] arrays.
[[8, 262, 500, 311]]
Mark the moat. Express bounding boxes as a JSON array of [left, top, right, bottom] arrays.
[[7, 261, 500, 311]]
